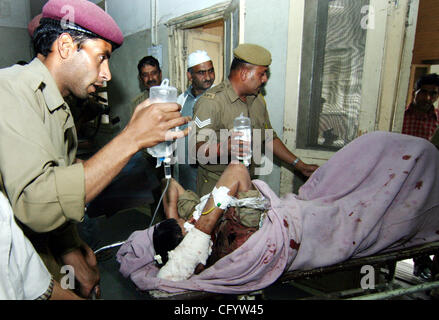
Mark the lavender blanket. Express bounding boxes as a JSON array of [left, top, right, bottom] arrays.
[[116, 132, 439, 294]]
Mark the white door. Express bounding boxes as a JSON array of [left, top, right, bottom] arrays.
[[281, 0, 419, 195]]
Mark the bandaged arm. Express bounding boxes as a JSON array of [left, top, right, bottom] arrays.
[[156, 228, 212, 281], [157, 186, 234, 281]]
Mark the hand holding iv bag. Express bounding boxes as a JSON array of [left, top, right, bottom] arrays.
[[146, 79, 179, 167]]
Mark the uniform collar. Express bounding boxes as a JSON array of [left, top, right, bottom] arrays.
[[224, 78, 257, 105], [26, 58, 66, 112], [224, 78, 241, 103]]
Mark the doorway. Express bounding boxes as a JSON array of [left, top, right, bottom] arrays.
[[166, 0, 242, 94], [185, 20, 224, 88], [406, 0, 439, 109]]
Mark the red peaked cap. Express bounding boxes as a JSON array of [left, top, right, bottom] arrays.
[[28, 13, 42, 37], [41, 0, 124, 48]]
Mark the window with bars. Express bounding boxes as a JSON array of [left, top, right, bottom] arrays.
[[297, 0, 370, 151]]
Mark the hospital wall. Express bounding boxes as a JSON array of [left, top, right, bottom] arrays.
[[0, 0, 32, 68], [0, 27, 32, 68], [243, 0, 290, 193], [102, 0, 227, 132]]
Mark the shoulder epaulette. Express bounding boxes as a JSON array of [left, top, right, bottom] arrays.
[[202, 82, 227, 99], [203, 92, 216, 99]]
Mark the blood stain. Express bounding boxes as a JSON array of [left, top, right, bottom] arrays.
[[290, 239, 300, 250], [415, 181, 423, 190], [402, 155, 411, 160], [384, 173, 396, 187]]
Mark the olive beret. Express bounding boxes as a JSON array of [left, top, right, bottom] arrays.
[[41, 0, 123, 48], [233, 43, 272, 66]]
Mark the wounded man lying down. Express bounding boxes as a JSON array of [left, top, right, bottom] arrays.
[[154, 160, 269, 281], [117, 131, 439, 295]]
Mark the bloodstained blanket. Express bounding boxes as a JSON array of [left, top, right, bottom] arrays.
[[116, 132, 439, 295]]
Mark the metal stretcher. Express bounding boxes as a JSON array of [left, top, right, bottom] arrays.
[[144, 240, 439, 300]]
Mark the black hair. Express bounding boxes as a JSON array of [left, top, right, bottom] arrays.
[[137, 56, 161, 74], [415, 73, 439, 91], [152, 219, 184, 267], [32, 18, 118, 57], [16, 60, 28, 66], [230, 57, 250, 72]]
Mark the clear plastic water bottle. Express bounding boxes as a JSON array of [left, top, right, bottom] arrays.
[[147, 79, 178, 163], [233, 113, 252, 166]]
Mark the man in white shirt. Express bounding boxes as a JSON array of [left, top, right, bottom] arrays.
[[175, 51, 216, 192], [0, 177, 81, 300]]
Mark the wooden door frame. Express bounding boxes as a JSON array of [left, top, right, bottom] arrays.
[[165, 1, 231, 93]]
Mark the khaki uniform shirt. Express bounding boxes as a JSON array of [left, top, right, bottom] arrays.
[[193, 79, 277, 196], [131, 90, 149, 116], [0, 58, 84, 278]]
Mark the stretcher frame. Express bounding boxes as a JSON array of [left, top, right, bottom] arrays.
[[146, 240, 439, 300]]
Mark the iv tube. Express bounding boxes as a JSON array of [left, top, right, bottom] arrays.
[[93, 164, 171, 255], [94, 79, 178, 253], [149, 164, 171, 228]]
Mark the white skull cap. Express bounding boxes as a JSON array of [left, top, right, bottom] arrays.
[[187, 50, 212, 69]]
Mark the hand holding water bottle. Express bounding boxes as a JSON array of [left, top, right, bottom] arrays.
[[231, 113, 252, 166]]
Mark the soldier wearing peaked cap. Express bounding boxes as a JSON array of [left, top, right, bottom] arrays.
[[0, 0, 190, 299], [193, 43, 318, 197]]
